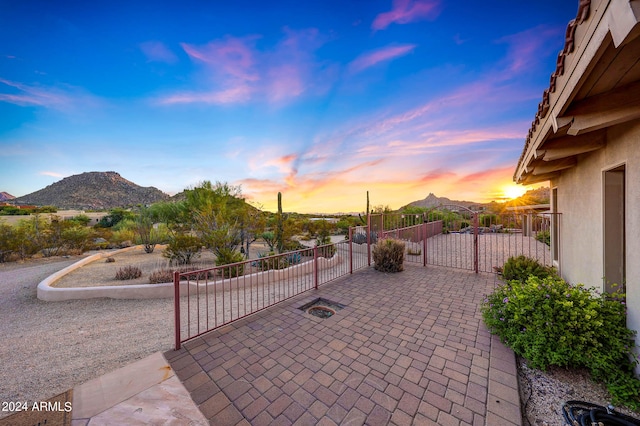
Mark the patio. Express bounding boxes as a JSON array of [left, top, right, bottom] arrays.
[[165, 264, 521, 425]]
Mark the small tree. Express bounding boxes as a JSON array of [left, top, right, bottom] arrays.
[[163, 234, 202, 265]]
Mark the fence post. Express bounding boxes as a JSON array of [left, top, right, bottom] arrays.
[[314, 246, 319, 290], [367, 214, 371, 266], [473, 213, 479, 274], [349, 227, 353, 274], [422, 221, 427, 267], [174, 270, 181, 350]]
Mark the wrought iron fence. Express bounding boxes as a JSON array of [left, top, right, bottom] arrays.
[[173, 211, 559, 349], [174, 229, 369, 349]]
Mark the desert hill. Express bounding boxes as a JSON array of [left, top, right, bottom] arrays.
[[402, 193, 484, 210], [13, 171, 170, 210], [0, 192, 15, 202]]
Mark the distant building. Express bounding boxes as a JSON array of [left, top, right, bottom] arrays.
[[514, 0, 640, 370]]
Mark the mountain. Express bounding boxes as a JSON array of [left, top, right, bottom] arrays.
[[0, 192, 15, 202], [13, 171, 170, 210], [402, 193, 483, 210]]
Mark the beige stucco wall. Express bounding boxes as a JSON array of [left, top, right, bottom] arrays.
[[552, 119, 640, 365]]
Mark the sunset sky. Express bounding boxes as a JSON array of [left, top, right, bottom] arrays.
[[1, 1, 577, 213]]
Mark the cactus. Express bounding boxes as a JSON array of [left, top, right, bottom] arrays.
[[275, 192, 284, 253], [359, 190, 370, 225]]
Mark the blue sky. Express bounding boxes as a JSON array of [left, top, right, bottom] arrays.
[[0, 1, 577, 212]]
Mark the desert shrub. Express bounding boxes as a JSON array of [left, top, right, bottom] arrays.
[[535, 230, 550, 246], [316, 234, 336, 258], [180, 266, 215, 281], [149, 269, 173, 284], [352, 232, 377, 244], [0, 223, 17, 262], [482, 276, 640, 410], [61, 225, 92, 252], [502, 255, 555, 282], [163, 234, 202, 265], [69, 214, 91, 226], [216, 248, 244, 278], [372, 238, 405, 273], [255, 252, 289, 270], [115, 265, 142, 280]]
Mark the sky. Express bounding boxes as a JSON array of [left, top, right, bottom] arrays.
[[0, 1, 578, 213]]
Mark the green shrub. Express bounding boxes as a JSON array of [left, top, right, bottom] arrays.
[[535, 230, 550, 246], [255, 252, 288, 271], [372, 238, 405, 273], [502, 255, 555, 282], [482, 276, 640, 410], [163, 234, 202, 265], [115, 265, 142, 280], [216, 248, 244, 278], [0, 223, 17, 262], [316, 235, 336, 259]]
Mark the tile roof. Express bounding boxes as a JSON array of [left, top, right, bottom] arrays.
[[514, 0, 592, 181]]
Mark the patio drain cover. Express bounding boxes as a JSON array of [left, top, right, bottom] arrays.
[[299, 298, 345, 319]]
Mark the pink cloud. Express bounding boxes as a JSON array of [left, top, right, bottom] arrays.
[[0, 78, 90, 110], [456, 166, 514, 185], [139, 41, 178, 64], [267, 64, 305, 102], [157, 85, 252, 105], [497, 25, 562, 76], [348, 44, 417, 74], [40, 171, 65, 178], [181, 36, 260, 82], [158, 29, 333, 106], [372, 0, 440, 31], [264, 27, 331, 103]]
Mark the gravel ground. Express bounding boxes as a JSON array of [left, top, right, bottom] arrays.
[[2, 245, 639, 424], [0, 256, 175, 420]]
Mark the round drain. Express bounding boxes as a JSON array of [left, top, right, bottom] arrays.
[[307, 306, 336, 318]]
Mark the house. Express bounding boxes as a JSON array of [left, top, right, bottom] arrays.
[[514, 0, 640, 369]]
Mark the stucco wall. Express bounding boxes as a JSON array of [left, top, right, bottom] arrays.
[[552, 119, 640, 363]]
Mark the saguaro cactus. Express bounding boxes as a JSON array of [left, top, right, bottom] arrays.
[[275, 192, 284, 253], [359, 190, 370, 224]]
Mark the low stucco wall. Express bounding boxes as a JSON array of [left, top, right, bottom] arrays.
[[37, 246, 345, 302]]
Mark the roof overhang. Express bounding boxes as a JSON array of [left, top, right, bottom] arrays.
[[514, 0, 640, 184]]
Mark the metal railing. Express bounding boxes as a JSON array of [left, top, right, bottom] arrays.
[[174, 228, 370, 349], [173, 211, 559, 349]]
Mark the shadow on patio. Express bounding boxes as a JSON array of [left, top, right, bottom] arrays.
[[165, 264, 521, 425]]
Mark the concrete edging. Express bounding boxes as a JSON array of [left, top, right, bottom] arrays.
[[37, 246, 344, 302]]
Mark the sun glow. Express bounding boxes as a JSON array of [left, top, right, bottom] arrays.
[[502, 184, 526, 200]]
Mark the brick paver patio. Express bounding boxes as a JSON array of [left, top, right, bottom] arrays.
[[164, 264, 521, 425]]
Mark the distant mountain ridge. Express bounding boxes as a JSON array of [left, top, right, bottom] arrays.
[[13, 171, 170, 210], [0, 192, 15, 202], [402, 193, 483, 210]]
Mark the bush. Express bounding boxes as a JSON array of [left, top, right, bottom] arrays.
[[216, 248, 244, 278], [254, 252, 289, 271], [372, 238, 405, 273], [316, 235, 336, 259], [502, 255, 555, 282], [163, 234, 202, 265], [535, 230, 550, 246], [148, 269, 173, 284], [115, 265, 142, 280], [482, 276, 640, 410], [352, 232, 378, 244]]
